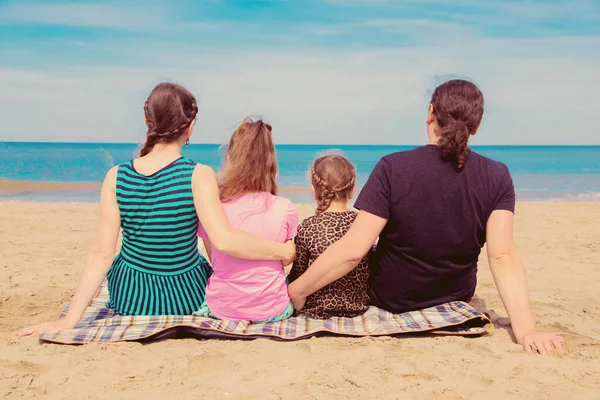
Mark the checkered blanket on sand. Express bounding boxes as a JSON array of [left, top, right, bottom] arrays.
[[39, 281, 492, 344]]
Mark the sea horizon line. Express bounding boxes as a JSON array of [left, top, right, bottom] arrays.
[[2, 141, 599, 148]]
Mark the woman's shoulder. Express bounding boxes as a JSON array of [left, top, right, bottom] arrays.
[[190, 163, 218, 182], [104, 165, 120, 184]]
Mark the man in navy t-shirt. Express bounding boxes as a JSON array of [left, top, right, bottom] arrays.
[[354, 145, 515, 313]]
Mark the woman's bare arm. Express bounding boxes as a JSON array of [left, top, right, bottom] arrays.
[[288, 210, 387, 309], [16, 167, 121, 336], [486, 210, 565, 354], [192, 164, 295, 263]]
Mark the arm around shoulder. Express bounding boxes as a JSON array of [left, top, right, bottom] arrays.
[[288, 210, 386, 309], [191, 164, 233, 252], [191, 164, 294, 261]]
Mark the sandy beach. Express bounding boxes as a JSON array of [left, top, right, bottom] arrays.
[[1, 200, 599, 399]]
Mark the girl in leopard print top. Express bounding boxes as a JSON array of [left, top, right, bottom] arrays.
[[288, 155, 370, 319]]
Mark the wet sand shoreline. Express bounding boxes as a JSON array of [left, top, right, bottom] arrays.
[[0, 179, 313, 197]]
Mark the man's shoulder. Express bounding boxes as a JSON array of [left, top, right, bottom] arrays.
[[468, 151, 510, 176]]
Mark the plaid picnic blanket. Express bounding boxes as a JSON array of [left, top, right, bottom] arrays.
[[39, 281, 492, 344]]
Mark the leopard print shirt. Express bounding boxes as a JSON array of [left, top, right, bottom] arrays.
[[288, 211, 370, 319]]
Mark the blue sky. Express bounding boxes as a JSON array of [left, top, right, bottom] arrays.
[[0, 0, 599, 144]]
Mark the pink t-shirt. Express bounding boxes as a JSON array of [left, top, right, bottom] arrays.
[[197, 193, 298, 321]]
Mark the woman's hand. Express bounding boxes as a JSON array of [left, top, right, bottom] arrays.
[[520, 331, 565, 354], [15, 318, 76, 337]]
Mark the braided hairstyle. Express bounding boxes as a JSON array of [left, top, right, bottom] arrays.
[[311, 155, 356, 214], [140, 82, 198, 156], [430, 79, 484, 170]]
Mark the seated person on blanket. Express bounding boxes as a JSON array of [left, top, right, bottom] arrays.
[[288, 155, 371, 319], [16, 84, 295, 337], [195, 118, 298, 323], [288, 79, 565, 354]]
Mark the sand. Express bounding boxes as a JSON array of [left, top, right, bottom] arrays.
[[1, 201, 599, 399]]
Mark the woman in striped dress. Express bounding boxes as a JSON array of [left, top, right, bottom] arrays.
[[108, 155, 210, 315], [16, 83, 296, 336]]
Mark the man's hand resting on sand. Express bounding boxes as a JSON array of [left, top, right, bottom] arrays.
[[519, 331, 565, 355]]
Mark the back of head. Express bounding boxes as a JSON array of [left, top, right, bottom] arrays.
[[311, 155, 356, 214], [430, 79, 484, 170], [141, 82, 198, 156], [219, 118, 278, 201]]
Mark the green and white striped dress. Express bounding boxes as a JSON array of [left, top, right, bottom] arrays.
[[106, 156, 212, 315]]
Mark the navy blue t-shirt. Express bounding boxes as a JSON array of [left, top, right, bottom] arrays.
[[355, 145, 515, 313]]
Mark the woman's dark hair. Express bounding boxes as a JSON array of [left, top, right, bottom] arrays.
[[430, 79, 484, 170], [311, 155, 356, 214], [141, 82, 198, 156]]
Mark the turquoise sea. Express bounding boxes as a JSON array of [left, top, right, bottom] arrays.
[[1, 142, 599, 203]]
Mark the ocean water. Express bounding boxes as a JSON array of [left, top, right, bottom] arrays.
[[1, 142, 599, 203]]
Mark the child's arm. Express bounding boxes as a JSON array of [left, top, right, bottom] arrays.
[[16, 167, 121, 336]]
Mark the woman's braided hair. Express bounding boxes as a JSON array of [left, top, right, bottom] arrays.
[[311, 155, 356, 214], [140, 83, 198, 156]]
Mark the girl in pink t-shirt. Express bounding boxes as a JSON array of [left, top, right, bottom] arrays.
[[195, 118, 298, 322]]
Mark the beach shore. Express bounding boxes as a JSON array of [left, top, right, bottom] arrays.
[[0, 180, 314, 202], [1, 201, 599, 399]]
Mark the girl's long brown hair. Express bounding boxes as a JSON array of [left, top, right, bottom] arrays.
[[219, 118, 278, 201]]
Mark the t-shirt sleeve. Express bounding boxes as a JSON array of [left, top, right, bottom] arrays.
[[197, 223, 209, 241], [285, 202, 299, 240], [493, 164, 516, 213], [354, 158, 392, 220]]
